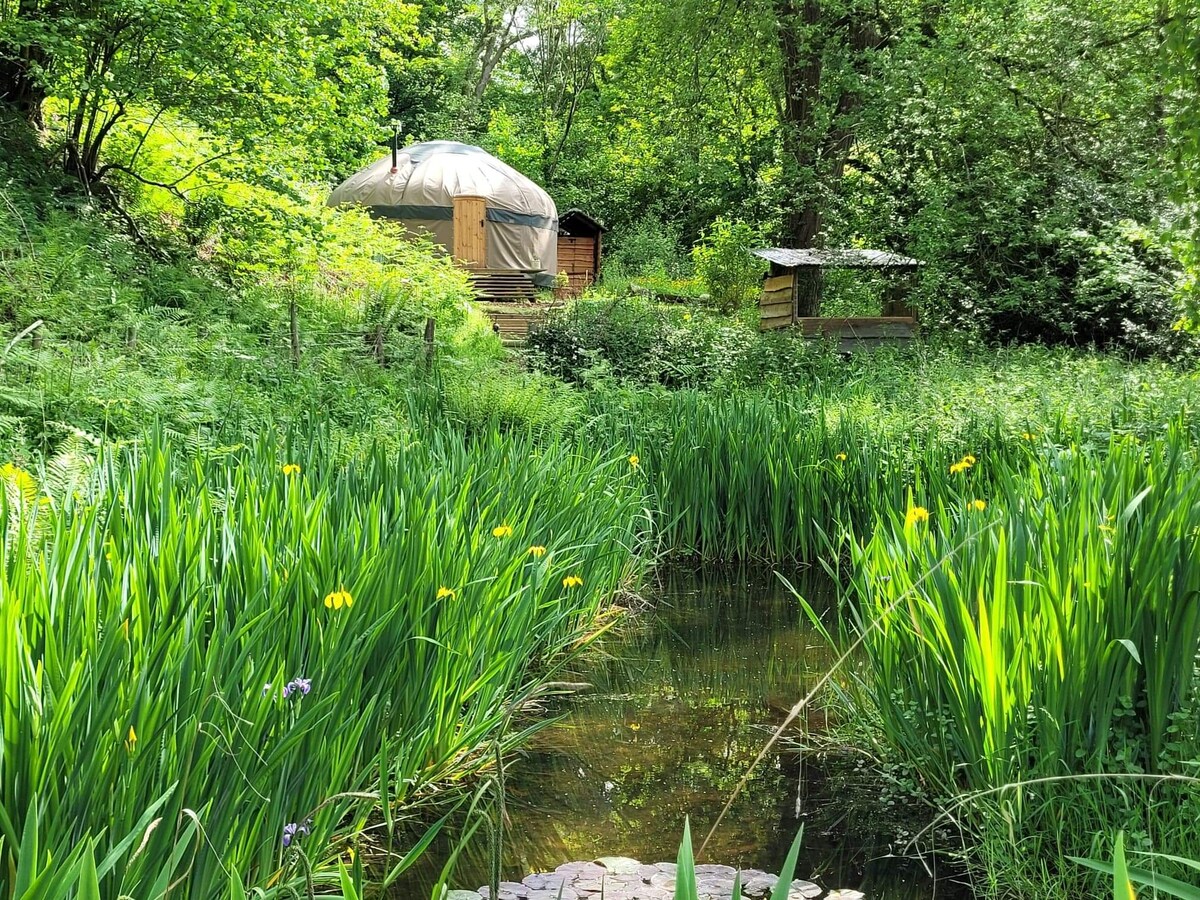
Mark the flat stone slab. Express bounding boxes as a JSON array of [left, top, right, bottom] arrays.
[[473, 858, 863, 900], [477, 884, 529, 900], [595, 856, 644, 875], [790, 878, 823, 899]]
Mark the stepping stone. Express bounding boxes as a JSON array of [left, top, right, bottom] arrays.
[[740, 874, 778, 898], [606, 874, 648, 890], [697, 876, 736, 899], [637, 865, 660, 882], [556, 861, 607, 879], [654, 862, 677, 874], [825, 892, 865, 900], [649, 871, 676, 890], [595, 856, 643, 875], [522, 874, 567, 891], [572, 878, 609, 893], [477, 883, 529, 900], [789, 880, 823, 900], [695, 865, 737, 877], [446, 892, 484, 900]]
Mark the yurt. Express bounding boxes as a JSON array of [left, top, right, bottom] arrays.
[[327, 141, 559, 292]]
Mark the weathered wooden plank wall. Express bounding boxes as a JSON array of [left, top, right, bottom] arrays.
[[557, 235, 597, 297], [759, 271, 795, 330]]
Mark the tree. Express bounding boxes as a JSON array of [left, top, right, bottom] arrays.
[[0, 0, 421, 185]]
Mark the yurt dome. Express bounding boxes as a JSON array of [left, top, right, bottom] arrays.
[[327, 141, 558, 284]]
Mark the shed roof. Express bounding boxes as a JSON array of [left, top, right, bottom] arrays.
[[559, 209, 606, 234], [751, 248, 922, 269]]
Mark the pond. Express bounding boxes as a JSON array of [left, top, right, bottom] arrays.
[[399, 566, 969, 899]]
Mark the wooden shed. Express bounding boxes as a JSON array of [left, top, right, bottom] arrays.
[[556, 210, 604, 298], [754, 248, 922, 349]]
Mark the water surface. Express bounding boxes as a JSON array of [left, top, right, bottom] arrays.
[[402, 566, 967, 898]]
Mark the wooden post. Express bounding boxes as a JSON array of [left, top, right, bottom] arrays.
[[423, 317, 435, 367], [373, 325, 385, 365], [289, 293, 301, 368]]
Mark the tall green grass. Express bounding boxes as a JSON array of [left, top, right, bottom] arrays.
[[844, 429, 1200, 895], [6, 357, 1200, 898], [0, 428, 649, 897], [585, 387, 1032, 560]]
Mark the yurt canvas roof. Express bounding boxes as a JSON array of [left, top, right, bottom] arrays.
[[327, 141, 558, 280]]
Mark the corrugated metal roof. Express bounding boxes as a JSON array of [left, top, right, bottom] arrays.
[[751, 248, 922, 268]]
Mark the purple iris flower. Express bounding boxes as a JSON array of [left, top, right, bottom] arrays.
[[282, 820, 311, 847], [282, 677, 311, 699]]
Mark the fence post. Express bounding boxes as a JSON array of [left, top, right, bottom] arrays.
[[423, 317, 435, 367], [289, 292, 301, 369]]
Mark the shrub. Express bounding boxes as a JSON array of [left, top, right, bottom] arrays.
[[528, 295, 848, 390], [983, 222, 1185, 356], [691, 218, 766, 314], [600, 215, 690, 288]]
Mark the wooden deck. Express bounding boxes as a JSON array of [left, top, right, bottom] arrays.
[[794, 316, 918, 350], [467, 269, 539, 301]]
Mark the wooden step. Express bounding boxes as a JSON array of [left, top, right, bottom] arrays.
[[478, 301, 562, 345], [467, 271, 539, 302]]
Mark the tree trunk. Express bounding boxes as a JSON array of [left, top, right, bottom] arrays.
[[775, 0, 823, 245], [774, 1, 884, 317], [0, 1, 49, 126]]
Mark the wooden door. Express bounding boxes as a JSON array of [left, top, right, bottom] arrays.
[[452, 195, 487, 268]]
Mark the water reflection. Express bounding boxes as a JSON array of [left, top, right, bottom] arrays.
[[398, 566, 967, 899]]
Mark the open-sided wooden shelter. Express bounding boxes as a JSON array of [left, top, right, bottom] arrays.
[[556, 209, 604, 297], [754, 248, 922, 349]]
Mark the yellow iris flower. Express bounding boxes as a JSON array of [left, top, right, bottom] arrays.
[[324, 588, 354, 610], [281, 463, 301, 476], [492, 524, 513, 539], [436, 586, 457, 600], [905, 505, 930, 527], [562, 575, 583, 589], [950, 454, 977, 475], [528, 545, 547, 557]]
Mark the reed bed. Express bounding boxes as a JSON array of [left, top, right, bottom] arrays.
[[844, 428, 1200, 893], [5, 369, 1200, 898], [585, 388, 1038, 560], [0, 429, 649, 897]]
